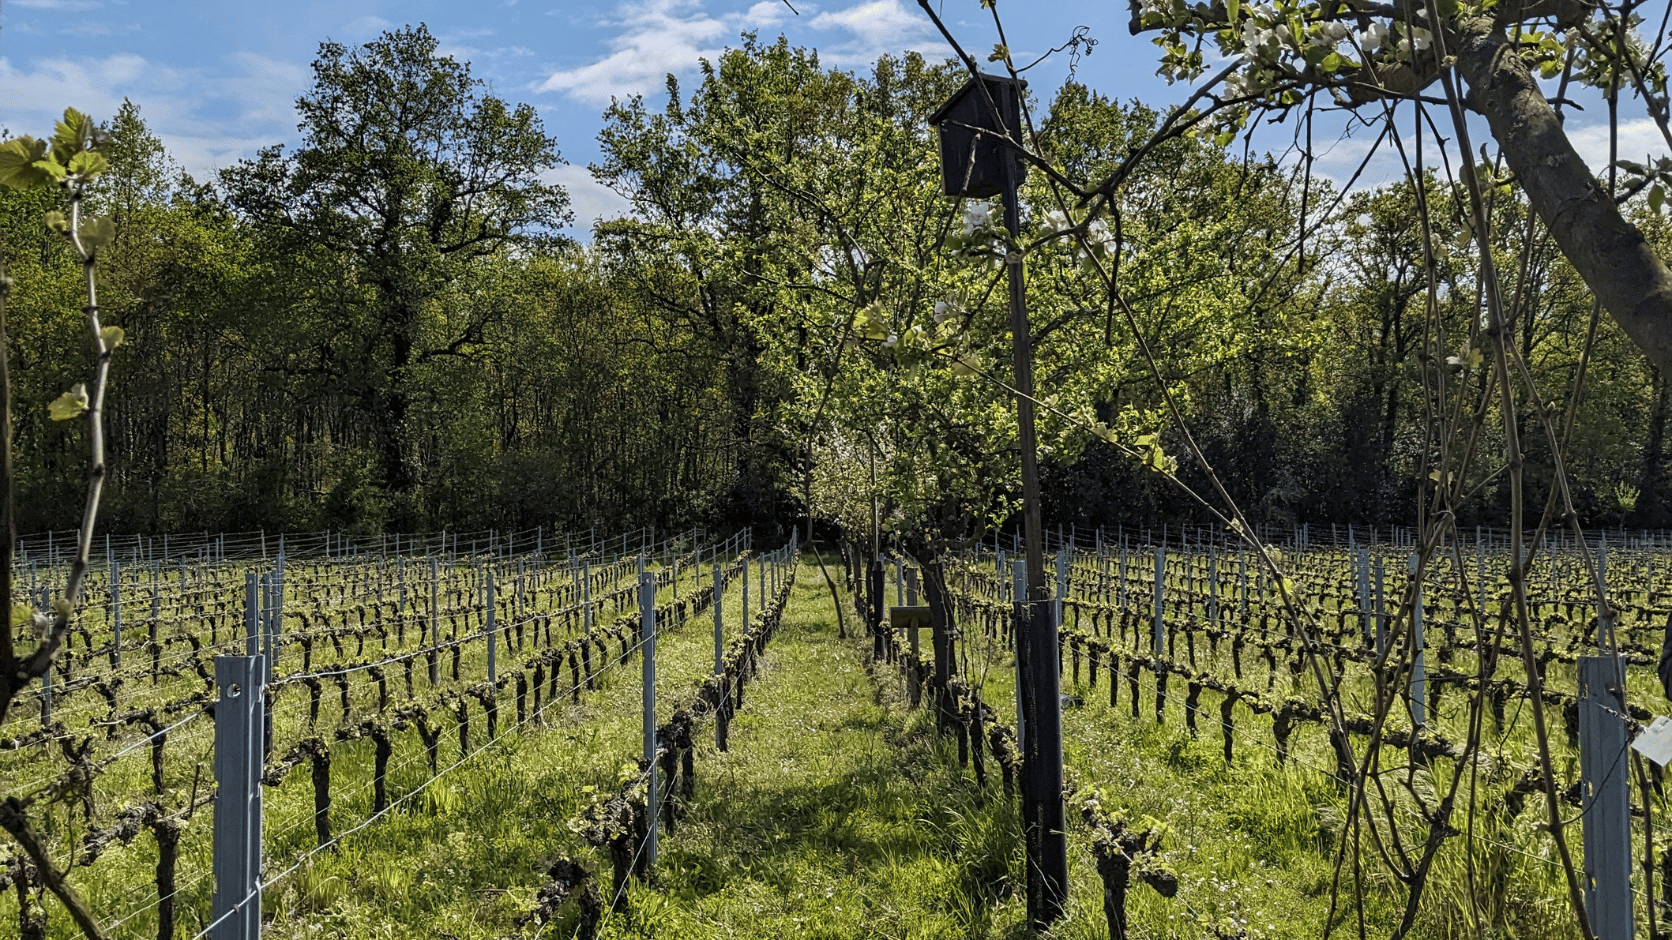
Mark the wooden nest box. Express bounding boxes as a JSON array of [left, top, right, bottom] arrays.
[[928, 73, 1028, 199]]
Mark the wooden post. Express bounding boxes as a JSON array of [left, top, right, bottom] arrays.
[[640, 572, 659, 869], [714, 561, 726, 751]]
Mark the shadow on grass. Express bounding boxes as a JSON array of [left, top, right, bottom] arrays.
[[637, 617, 1032, 939]]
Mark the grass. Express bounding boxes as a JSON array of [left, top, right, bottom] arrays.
[[596, 559, 1029, 940], [0, 552, 759, 939], [1, 548, 1636, 939]]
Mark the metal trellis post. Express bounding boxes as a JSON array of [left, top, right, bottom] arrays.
[[1578, 654, 1633, 940], [640, 571, 659, 869], [212, 653, 265, 940]]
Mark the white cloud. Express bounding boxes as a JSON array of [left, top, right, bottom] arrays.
[[808, 0, 942, 66], [436, 26, 537, 65], [1568, 118, 1671, 174], [344, 15, 394, 37], [0, 53, 157, 129], [545, 163, 636, 234], [535, 0, 737, 106], [0, 51, 310, 181], [59, 20, 139, 37], [11, 0, 103, 9], [534, 0, 929, 107]]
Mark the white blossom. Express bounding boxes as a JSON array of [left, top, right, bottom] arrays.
[[1086, 218, 1115, 249], [962, 201, 995, 235], [1358, 22, 1390, 53]]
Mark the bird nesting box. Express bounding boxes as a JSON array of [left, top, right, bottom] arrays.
[[928, 73, 1028, 199]]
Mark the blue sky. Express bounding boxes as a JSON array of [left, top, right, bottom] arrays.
[[0, 0, 1660, 236]]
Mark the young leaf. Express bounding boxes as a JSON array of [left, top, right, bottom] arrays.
[[43, 210, 71, 234], [48, 383, 89, 421], [67, 150, 109, 179], [32, 158, 68, 183], [78, 215, 116, 250], [1652, 183, 1665, 215], [0, 137, 54, 188], [99, 325, 125, 349], [855, 303, 888, 340], [989, 43, 1010, 62], [53, 107, 93, 162]]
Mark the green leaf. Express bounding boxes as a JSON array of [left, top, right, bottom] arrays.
[[67, 149, 108, 179], [1320, 52, 1342, 72], [10, 604, 32, 628], [0, 137, 53, 189], [48, 384, 89, 421], [1226, 0, 1240, 20], [78, 215, 115, 249], [99, 325, 125, 349], [854, 303, 888, 340], [32, 158, 68, 183], [53, 107, 94, 163], [43, 210, 70, 235], [1652, 183, 1665, 215]]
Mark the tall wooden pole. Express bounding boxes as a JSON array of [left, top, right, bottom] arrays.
[[1003, 147, 1068, 928]]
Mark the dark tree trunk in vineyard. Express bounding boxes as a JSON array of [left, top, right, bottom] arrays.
[[1637, 367, 1671, 527]]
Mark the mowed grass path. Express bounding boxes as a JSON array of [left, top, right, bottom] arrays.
[[610, 558, 1028, 940]]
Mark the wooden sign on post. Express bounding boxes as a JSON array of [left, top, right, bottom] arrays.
[[891, 606, 931, 707]]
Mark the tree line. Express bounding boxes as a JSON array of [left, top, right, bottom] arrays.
[[1, 23, 1663, 539]]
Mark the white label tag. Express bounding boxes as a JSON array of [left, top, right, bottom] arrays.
[[1631, 715, 1672, 767]]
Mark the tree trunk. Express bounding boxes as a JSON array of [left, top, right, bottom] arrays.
[[1456, 14, 1672, 375], [923, 557, 958, 734], [1638, 367, 1670, 526]]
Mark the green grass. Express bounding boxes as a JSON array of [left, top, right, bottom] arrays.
[[597, 561, 1029, 940], [1, 551, 1625, 939], [0, 554, 758, 939]]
